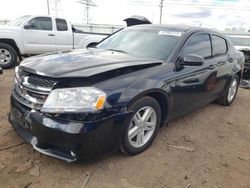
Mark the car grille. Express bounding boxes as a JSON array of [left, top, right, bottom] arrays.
[[13, 68, 57, 110], [28, 76, 56, 88]]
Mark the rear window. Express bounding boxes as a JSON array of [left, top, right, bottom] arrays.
[[56, 19, 68, 31], [212, 35, 227, 56]]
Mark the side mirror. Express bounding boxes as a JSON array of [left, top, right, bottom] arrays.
[[181, 54, 204, 66], [24, 22, 35, 29]]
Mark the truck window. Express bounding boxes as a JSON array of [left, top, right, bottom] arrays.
[[183, 34, 212, 59], [56, 19, 68, 31], [212, 35, 227, 56], [25, 17, 52, 31]]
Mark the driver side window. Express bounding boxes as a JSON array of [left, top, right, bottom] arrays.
[[25, 17, 52, 31], [183, 34, 212, 59]]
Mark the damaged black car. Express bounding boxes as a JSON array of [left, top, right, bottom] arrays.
[[9, 25, 244, 162]]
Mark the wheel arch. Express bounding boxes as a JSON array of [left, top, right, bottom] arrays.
[[236, 70, 242, 80], [127, 89, 169, 127], [0, 39, 21, 59]]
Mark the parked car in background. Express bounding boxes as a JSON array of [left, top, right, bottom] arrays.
[[227, 34, 250, 88], [9, 25, 244, 162], [0, 15, 108, 68]]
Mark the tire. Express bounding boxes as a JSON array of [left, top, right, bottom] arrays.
[[216, 74, 240, 106], [0, 42, 18, 68], [121, 96, 161, 155]]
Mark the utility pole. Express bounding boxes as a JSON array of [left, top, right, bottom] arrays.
[[47, 0, 50, 15], [78, 0, 97, 24], [159, 0, 164, 24]]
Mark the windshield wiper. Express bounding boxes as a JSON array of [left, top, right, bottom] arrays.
[[106, 48, 128, 54]]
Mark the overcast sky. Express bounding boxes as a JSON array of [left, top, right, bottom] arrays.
[[1, 0, 250, 30]]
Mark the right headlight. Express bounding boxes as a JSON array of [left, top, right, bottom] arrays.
[[41, 87, 106, 113]]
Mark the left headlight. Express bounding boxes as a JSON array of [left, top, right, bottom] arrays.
[[41, 87, 106, 113]]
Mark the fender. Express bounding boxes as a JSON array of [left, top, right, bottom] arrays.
[[0, 32, 25, 54], [116, 79, 173, 122]]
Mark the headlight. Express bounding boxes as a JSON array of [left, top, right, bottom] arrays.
[[41, 87, 106, 113]]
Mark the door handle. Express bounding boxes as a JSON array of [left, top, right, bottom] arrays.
[[48, 34, 55, 36], [208, 64, 216, 70]]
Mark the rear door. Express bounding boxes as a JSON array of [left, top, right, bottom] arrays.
[[211, 34, 235, 95], [22, 17, 56, 54], [171, 33, 218, 117], [55, 18, 73, 51]]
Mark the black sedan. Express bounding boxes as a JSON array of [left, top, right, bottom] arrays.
[[9, 25, 244, 162]]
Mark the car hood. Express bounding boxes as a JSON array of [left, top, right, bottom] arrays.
[[235, 46, 250, 51], [20, 49, 163, 78], [0, 25, 21, 31]]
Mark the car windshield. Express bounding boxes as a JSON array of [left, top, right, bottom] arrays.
[[7, 15, 31, 26], [228, 36, 250, 47], [97, 27, 181, 60]]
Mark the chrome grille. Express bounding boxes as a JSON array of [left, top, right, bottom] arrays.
[[28, 76, 56, 88], [13, 67, 55, 110], [13, 86, 44, 109]]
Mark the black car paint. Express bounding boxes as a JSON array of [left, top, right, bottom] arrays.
[[9, 25, 243, 162]]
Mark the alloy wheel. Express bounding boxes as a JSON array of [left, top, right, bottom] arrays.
[[227, 78, 238, 102], [128, 106, 157, 148]]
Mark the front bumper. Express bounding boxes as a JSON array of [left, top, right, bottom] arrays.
[[9, 95, 132, 162]]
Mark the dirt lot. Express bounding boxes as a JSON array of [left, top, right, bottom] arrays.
[[0, 69, 250, 188]]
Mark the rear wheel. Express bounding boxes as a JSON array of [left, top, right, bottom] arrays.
[[216, 74, 239, 106], [0, 43, 18, 68], [121, 96, 161, 155]]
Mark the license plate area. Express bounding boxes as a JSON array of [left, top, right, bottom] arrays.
[[12, 107, 31, 129]]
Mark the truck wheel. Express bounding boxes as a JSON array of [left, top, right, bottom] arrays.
[[121, 96, 161, 155], [216, 74, 239, 106], [0, 43, 18, 68]]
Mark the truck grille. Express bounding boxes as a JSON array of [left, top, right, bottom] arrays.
[[13, 68, 56, 110]]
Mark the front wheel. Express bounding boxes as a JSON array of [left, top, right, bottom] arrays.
[[0, 43, 18, 68], [216, 74, 239, 106], [121, 96, 161, 155]]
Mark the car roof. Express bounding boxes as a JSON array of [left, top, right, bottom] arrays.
[[134, 24, 221, 35]]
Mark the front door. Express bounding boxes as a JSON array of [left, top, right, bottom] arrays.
[[22, 16, 56, 54], [170, 33, 218, 118]]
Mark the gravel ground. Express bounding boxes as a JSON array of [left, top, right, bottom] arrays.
[[0, 69, 250, 188]]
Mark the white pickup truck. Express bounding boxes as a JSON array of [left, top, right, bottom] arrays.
[[0, 15, 108, 68]]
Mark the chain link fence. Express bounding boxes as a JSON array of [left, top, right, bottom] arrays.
[[73, 24, 124, 34]]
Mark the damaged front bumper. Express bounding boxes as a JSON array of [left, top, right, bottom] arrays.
[[9, 95, 132, 162]]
